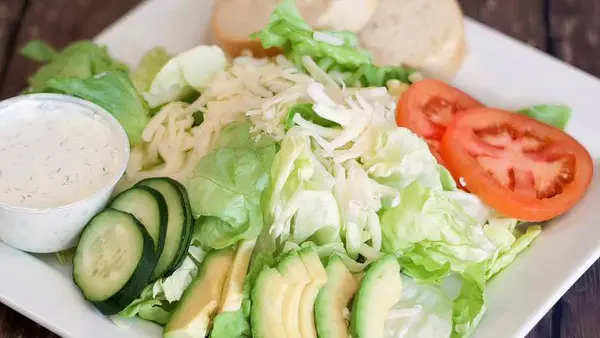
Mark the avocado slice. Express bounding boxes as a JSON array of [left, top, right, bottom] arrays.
[[350, 254, 403, 338], [164, 248, 235, 338], [298, 247, 327, 338], [251, 266, 289, 338], [219, 239, 257, 312], [277, 251, 311, 338], [315, 255, 359, 338]]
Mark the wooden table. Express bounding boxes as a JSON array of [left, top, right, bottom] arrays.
[[0, 0, 598, 337]]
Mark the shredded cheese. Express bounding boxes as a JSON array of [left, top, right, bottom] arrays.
[[123, 53, 402, 190]]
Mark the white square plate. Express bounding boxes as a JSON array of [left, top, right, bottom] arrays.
[[1, 0, 598, 337]]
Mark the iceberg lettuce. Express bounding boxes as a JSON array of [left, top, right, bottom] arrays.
[[187, 122, 277, 249], [118, 246, 205, 324], [380, 182, 496, 273], [143, 45, 227, 107], [265, 127, 340, 246]]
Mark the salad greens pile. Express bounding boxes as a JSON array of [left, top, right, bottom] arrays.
[[18, 0, 574, 337], [188, 121, 278, 250], [253, 0, 417, 87]]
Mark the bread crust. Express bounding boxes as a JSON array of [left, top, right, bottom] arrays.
[[358, 0, 467, 78], [211, 0, 281, 58]]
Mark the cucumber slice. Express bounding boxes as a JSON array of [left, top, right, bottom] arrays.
[[169, 179, 194, 271], [110, 186, 168, 256], [73, 209, 157, 315], [136, 178, 192, 279]]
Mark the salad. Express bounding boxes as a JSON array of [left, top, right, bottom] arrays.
[[18, 0, 593, 337]]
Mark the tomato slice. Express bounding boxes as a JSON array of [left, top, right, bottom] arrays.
[[396, 79, 483, 162], [440, 108, 593, 221]]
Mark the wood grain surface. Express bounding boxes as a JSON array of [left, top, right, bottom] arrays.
[[0, 0, 599, 337]]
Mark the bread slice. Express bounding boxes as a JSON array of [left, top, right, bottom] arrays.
[[358, 0, 466, 78], [314, 0, 378, 32], [212, 0, 378, 57]]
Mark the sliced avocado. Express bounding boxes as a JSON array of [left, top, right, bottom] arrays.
[[219, 239, 257, 312], [251, 266, 289, 338], [298, 247, 327, 338], [350, 254, 403, 338], [277, 251, 311, 338], [164, 248, 235, 338], [315, 255, 359, 338]]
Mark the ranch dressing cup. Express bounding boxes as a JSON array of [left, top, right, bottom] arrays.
[[0, 94, 130, 253]]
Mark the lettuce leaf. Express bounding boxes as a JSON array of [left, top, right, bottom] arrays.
[[380, 182, 496, 273], [45, 71, 150, 145], [143, 45, 227, 107], [442, 190, 491, 225], [396, 245, 452, 283], [361, 127, 443, 194], [439, 165, 457, 191], [20, 40, 57, 62], [332, 160, 398, 261], [118, 284, 171, 325], [284, 103, 339, 130], [253, 0, 415, 86], [119, 246, 205, 324], [518, 104, 571, 130], [54, 246, 77, 265], [385, 274, 454, 338], [384, 263, 486, 338], [252, 0, 370, 68], [21, 40, 127, 92], [265, 128, 340, 246], [451, 264, 487, 338], [132, 47, 172, 93], [187, 122, 277, 249], [485, 225, 541, 279]]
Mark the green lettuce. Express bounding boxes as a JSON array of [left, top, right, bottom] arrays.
[[332, 160, 398, 261], [45, 71, 150, 145], [143, 45, 227, 107], [132, 47, 172, 93], [439, 165, 458, 191], [361, 127, 444, 194], [253, 0, 415, 87], [252, 0, 370, 68], [119, 246, 205, 324], [384, 263, 486, 338], [407, 180, 541, 281], [518, 104, 571, 130], [441, 190, 491, 225], [187, 122, 277, 249], [384, 274, 454, 337], [380, 182, 496, 273], [54, 247, 77, 265], [118, 284, 171, 325], [265, 128, 341, 246], [284, 103, 339, 130], [452, 264, 487, 338], [21, 40, 127, 92], [396, 245, 452, 283], [485, 224, 541, 279], [20, 40, 57, 62]]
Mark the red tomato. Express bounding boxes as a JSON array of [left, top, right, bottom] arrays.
[[396, 79, 483, 163], [439, 108, 594, 221]]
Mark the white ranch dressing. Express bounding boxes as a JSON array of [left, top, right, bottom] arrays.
[[0, 99, 124, 209]]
